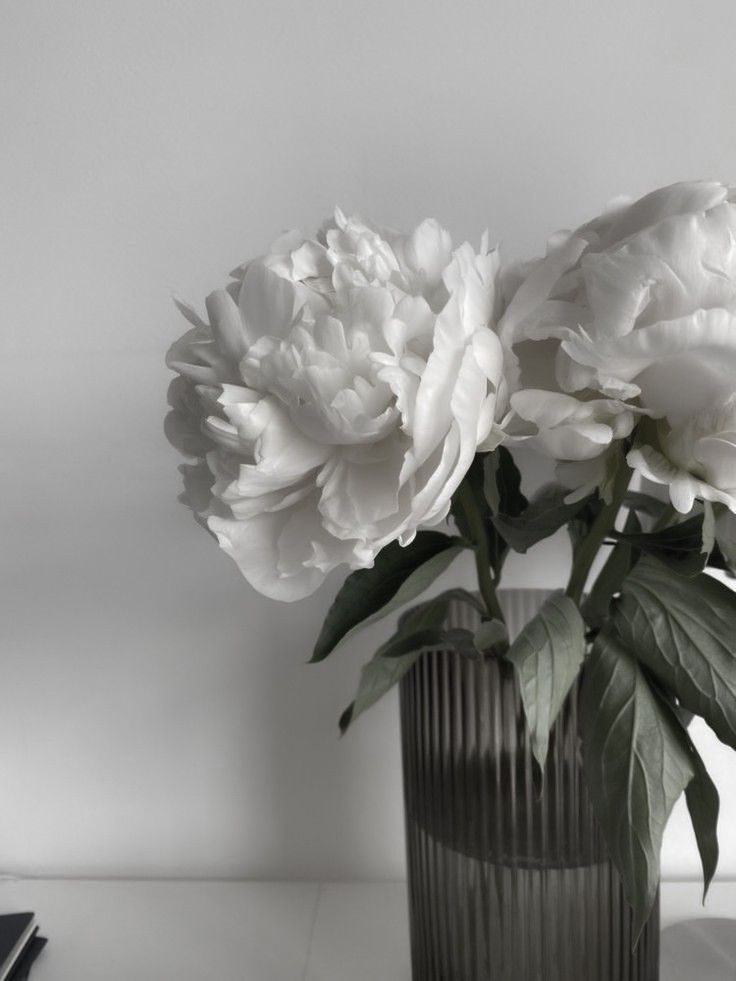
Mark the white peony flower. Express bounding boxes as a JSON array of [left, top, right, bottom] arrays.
[[628, 397, 736, 514], [499, 181, 736, 505], [166, 210, 506, 600]]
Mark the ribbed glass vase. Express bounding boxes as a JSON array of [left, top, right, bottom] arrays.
[[399, 589, 660, 981]]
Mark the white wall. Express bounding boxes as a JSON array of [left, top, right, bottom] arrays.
[[2, 0, 736, 881]]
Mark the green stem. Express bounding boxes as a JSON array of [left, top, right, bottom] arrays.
[[566, 462, 633, 605], [455, 482, 505, 623]]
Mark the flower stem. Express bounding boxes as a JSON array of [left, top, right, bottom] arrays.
[[566, 462, 633, 605], [455, 481, 505, 623]]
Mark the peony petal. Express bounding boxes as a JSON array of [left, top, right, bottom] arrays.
[[239, 260, 296, 339], [172, 297, 208, 330], [444, 242, 499, 336], [580, 251, 653, 339], [498, 234, 588, 350], [318, 438, 405, 538], [403, 219, 453, 287], [695, 434, 736, 489], [410, 297, 466, 465], [614, 209, 736, 327], [585, 181, 729, 249], [471, 326, 505, 387], [291, 240, 331, 280], [166, 326, 235, 385], [560, 308, 736, 410], [510, 389, 638, 461], [669, 475, 697, 513], [205, 289, 251, 359], [627, 445, 696, 513], [221, 395, 332, 477], [208, 504, 327, 601]]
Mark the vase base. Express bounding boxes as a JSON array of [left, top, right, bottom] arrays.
[[406, 824, 660, 981]]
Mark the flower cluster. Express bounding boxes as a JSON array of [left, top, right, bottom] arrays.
[[166, 182, 736, 939], [167, 183, 736, 599]]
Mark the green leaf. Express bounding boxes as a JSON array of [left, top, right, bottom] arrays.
[[624, 491, 669, 521], [664, 706, 720, 900], [582, 509, 641, 627], [492, 483, 591, 554], [505, 593, 585, 768], [339, 593, 476, 732], [451, 455, 489, 540], [339, 646, 424, 733], [484, 446, 527, 517], [686, 758, 720, 901], [612, 512, 712, 577], [310, 532, 463, 662], [368, 626, 453, 661], [474, 618, 509, 655], [397, 588, 486, 629], [616, 556, 736, 749], [581, 627, 695, 940], [707, 543, 736, 576]]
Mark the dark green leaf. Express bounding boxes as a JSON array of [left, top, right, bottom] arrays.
[[616, 556, 736, 749], [339, 593, 476, 732], [505, 593, 585, 768], [484, 447, 527, 517], [707, 543, 736, 576], [339, 646, 425, 733], [581, 627, 695, 940], [624, 491, 669, 521], [492, 483, 591, 554], [370, 626, 453, 661], [451, 455, 489, 539], [311, 532, 463, 662], [613, 512, 712, 577], [397, 588, 485, 630], [664, 706, 720, 900], [582, 509, 641, 627], [686, 757, 720, 901]]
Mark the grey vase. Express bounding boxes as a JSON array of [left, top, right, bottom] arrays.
[[399, 589, 660, 981]]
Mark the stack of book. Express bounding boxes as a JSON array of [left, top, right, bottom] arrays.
[[0, 914, 46, 980]]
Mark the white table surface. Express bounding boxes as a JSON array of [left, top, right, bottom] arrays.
[[0, 878, 732, 980]]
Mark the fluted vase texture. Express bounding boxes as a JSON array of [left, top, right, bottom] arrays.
[[399, 589, 660, 981]]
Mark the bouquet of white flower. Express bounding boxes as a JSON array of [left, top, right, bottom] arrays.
[[166, 182, 736, 946]]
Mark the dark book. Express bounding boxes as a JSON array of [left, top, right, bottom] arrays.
[[0, 915, 37, 981], [7, 936, 46, 981]]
